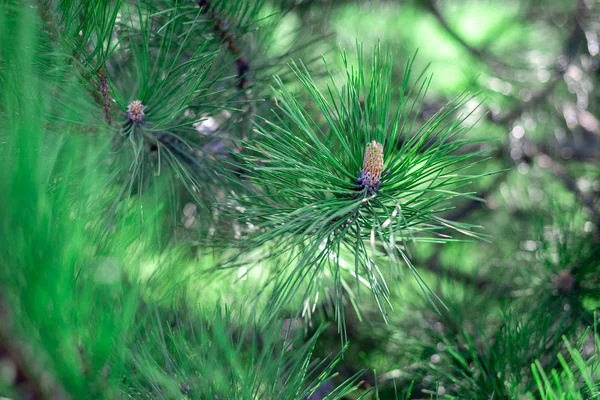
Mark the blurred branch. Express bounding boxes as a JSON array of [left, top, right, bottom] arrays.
[[422, 0, 600, 302], [543, 158, 600, 228], [423, 0, 511, 72], [423, 248, 512, 300], [442, 171, 506, 222], [409, 0, 588, 228], [489, 0, 587, 124], [485, 1, 600, 226], [0, 296, 70, 400], [493, 0, 600, 228], [522, 139, 600, 229], [489, 80, 561, 125], [423, 0, 482, 59]]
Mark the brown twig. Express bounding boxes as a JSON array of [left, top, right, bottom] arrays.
[[38, 1, 115, 126], [198, 0, 250, 90], [424, 0, 482, 60], [97, 70, 113, 125]]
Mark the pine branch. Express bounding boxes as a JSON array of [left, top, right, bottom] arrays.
[[487, 0, 586, 124], [489, 80, 561, 125], [232, 44, 490, 329], [97, 70, 113, 125], [197, 0, 250, 89], [488, 0, 600, 228], [37, 0, 118, 125]]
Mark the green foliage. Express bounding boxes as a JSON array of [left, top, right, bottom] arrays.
[[235, 43, 488, 329], [2, 0, 599, 399], [530, 329, 600, 400], [0, 3, 359, 399]]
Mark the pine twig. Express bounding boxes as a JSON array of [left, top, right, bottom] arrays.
[[97, 70, 113, 125], [197, 0, 250, 89], [38, 1, 116, 125]]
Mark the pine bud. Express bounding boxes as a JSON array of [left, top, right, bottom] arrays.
[[127, 100, 146, 124], [358, 141, 384, 190]]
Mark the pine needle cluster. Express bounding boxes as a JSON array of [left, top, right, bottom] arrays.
[[234, 44, 488, 326]]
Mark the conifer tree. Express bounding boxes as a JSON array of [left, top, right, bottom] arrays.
[[1, 0, 599, 399]]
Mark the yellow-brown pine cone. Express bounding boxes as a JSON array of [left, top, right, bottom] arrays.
[[362, 141, 384, 189]]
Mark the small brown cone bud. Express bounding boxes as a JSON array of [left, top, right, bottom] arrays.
[[127, 100, 146, 124]]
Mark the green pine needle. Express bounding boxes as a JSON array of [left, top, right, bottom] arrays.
[[232, 42, 491, 332]]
